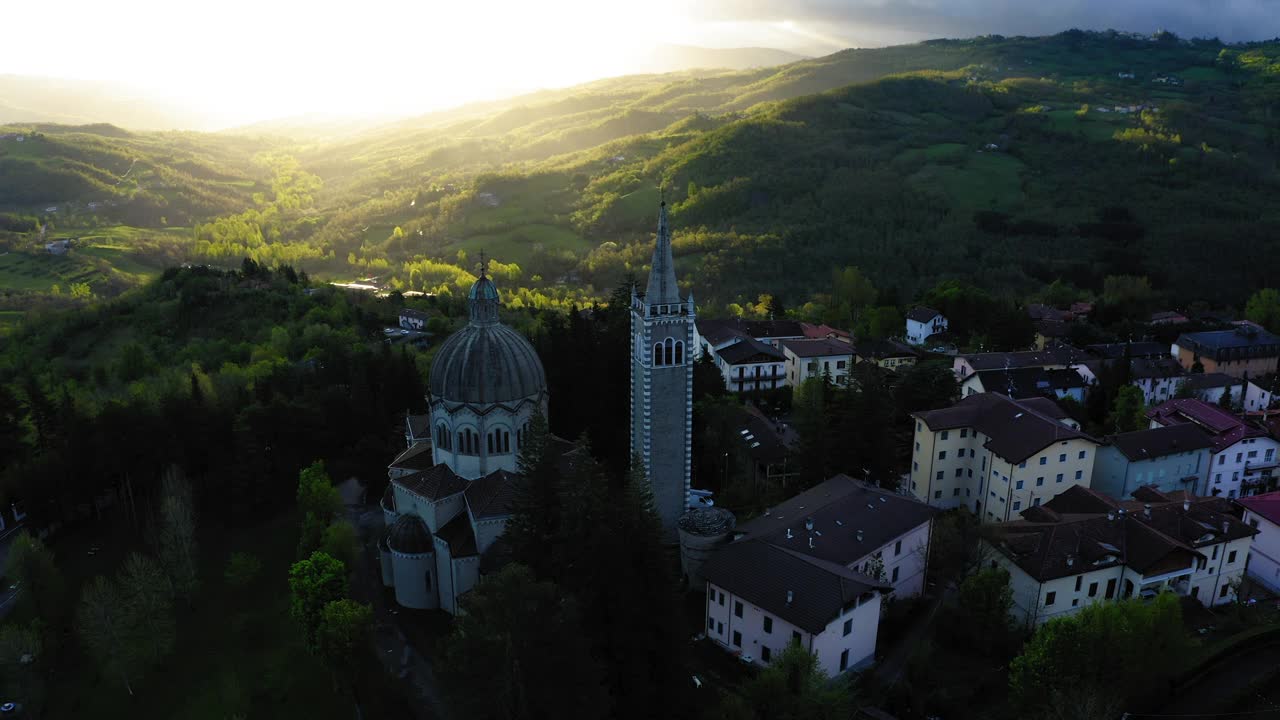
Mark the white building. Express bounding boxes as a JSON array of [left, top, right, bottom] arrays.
[[701, 475, 937, 675], [398, 308, 429, 331], [989, 485, 1257, 628], [1148, 399, 1280, 498], [781, 338, 855, 387], [952, 343, 1089, 381], [904, 307, 947, 346], [1128, 357, 1187, 405], [1236, 491, 1280, 594], [712, 338, 787, 393], [1183, 373, 1275, 412], [908, 393, 1098, 522]]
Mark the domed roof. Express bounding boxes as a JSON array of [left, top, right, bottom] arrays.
[[429, 271, 547, 405], [387, 515, 432, 554]]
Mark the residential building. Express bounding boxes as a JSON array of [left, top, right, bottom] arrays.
[[702, 475, 936, 675], [952, 342, 1089, 380], [1235, 491, 1280, 594], [1173, 327, 1280, 378], [960, 367, 1089, 403], [1183, 373, 1274, 412], [398, 308, 429, 331], [1128, 357, 1188, 405], [1148, 399, 1280, 498], [800, 323, 853, 343], [44, 240, 71, 255], [989, 485, 1256, 627], [1085, 341, 1170, 362], [854, 339, 919, 371], [904, 307, 947, 346], [782, 339, 856, 387], [1091, 425, 1212, 500], [908, 393, 1099, 522], [1150, 310, 1190, 326], [714, 338, 787, 392], [695, 318, 806, 357], [1033, 320, 1071, 350], [732, 404, 800, 488]]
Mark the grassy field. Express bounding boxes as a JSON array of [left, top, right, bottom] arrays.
[[454, 222, 594, 261], [909, 151, 1026, 211], [39, 510, 350, 720], [0, 251, 102, 291], [0, 309, 24, 335]]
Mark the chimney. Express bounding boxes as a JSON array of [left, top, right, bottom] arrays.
[[1143, 503, 1152, 519], [856, 530, 864, 542], [786, 590, 794, 605], [1222, 520, 1229, 534], [805, 517, 814, 531], [1183, 499, 1191, 512], [786, 528, 793, 540], [1067, 554, 1075, 567], [808, 536, 815, 549], [1107, 510, 1116, 521]]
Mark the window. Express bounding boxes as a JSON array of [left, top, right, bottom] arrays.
[[836, 360, 847, 369], [840, 649, 850, 672], [1035, 477, 1044, 487], [425, 571, 431, 591], [792, 630, 802, 644], [1220, 584, 1230, 598], [936, 471, 944, 481], [1105, 578, 1116, 599], [1219, 455, 1225, 465], [1268, 449, 1275, 461], [894, 540, 902, 556], [436, 424, 451, 449], [763, 616, 773, 633], [1088, 582, 1098, 598], [734, 601, 743, 618], [1228, 550, 1238, 564], [1056, 473, 1064, 483], [843, 619, 852, 636], [732, 630, 742, 647], [1249, 450, 1259, 459], [1059, 453, 1067, 463], [708, 618, 714, 631], [1040, 457, 1047, 465], [674, 341, 684, 365], [1216, 473, 1223, 484], [1075, 576, 1082, 592], [1212, 545, 1219, 560], [1016, 480, 1025, 489], [717, 621, 723, 634], [653, 342, 665, 366], [891, 566, 900, 582], [761, 646, 772, 663], [913, 462, 918, 471], [1019, 461, 1027, 469], [1013, 501, 1021, 511], [1045, 591, 1056, 606], [1075, 470, 1083, 480], [938, 450, 947, 460], [1033, 497, 1042, 507], [955, 469, 963, 478], [934, 490, 942, 499], [914, 442, 920, 452], [1078, 450, 1087, 459], [718, 592, 725, 606], [961, 429, 968, 438], [1237, 453, 1244, 463]]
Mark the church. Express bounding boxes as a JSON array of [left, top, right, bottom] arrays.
[[378, 202, 694, 612]]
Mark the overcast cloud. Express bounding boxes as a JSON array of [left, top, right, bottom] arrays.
[[693, 0, 1280, 51]]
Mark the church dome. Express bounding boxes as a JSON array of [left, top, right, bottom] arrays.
[[429, 269, 546, 405], [387, 514, 432, 554]]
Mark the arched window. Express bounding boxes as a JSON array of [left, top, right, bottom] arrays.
[[502, 430, 511, 452], [674, 340, 684, 365], [653, 343, 665, 367], [436, 424, 451, 449], [487, 432, 495, 454], [457, 431, 465, 452]]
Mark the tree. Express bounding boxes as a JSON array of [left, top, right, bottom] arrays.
[[857, 306, 902, 340], [224, 552, 263, 588], [320, 520, 359, 569], [4, 533, 64, 624], [314, 598, 373, 685], [1107, 385, 1148, 433], [504, 414, 563, 579], [296, 460, 341, 557], [438, 564, 609, 720], [1245, 288, 1280, 333], [76, 554, 175, 696], [1010, 593, 1186, 714], [155, 466, 199, 601], [894, 362, 960, 416], [288, 551, 348, 650], [77, 576, 134, 694], [949, 567, 1014, 656], [722, 641, 853, 720], [0, 620, 46, 711]]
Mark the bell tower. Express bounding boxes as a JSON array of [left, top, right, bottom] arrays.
[[630, 200, 695, 538]]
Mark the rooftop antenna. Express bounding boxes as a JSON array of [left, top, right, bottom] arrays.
[[1005, 357, 1015, 397], [478, 249, 489, 278]]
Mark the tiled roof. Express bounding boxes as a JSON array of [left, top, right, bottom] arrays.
[[1128, 357, 1185, 380], [1236, 490, 1280, 527], [734, 405, 797, 463], [702, 540, 886, 634], [1147, 398, 1267, 453], [394, 463, 467, 501], [1183, 373, 1243, 390], [971, 367, 1088, 398], [465, 470, 520, 519], [800, 323, 852, 340], [1105, 424, 1213, 462], [697, 318, 806, 346], [718, 337, 785, 365], [959, 343, 1088, 372], [399, 308, 430, 320], [906, 306, 942, 323], [389, 442, 437, 472], [854, 338, 918, 360], [1176, 328, 1280, 361], [781, 338, 855, 358], [913, 393, 1094, 464], [1085, 341, 1171, 361], [406, 414, 431, 439], [436, 513, 478, 558]]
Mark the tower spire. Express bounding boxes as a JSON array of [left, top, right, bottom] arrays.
[[645, 198, 680, 304]]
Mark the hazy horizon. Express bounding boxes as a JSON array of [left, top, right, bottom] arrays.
[[4, 0, 1280, 130]]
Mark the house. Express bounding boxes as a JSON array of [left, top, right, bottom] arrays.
[[702, 475, 936, 675], [854, 339, 919, 371], [908, 393, 1098, 522], [904, 307, 947, 346], [45, 240, 71, 255], [1085, 341, 1170, 362], [1183, 373, 1274, 412], [1173, 327, 1280, 379], [1070, 302, 1094, 318], [1027, 304, 1072, 323], [398, 308, 429, 331], [695, 318, 807, 357], [1091, 424, 1212, 500], [1235, 491, 1280, 594], [1033, 320, 1072, 350], [715, 338, 788, 393], [404, 413, 431, 447], [732, 404, 800, 488], [782, 339, 856, 387], [953, 342, 1089, 380], [1150, 310, 1190, 326], [988, 485, 1257, 627], [1128, 357, 1188, 405], [960, 367, 1089, 403], [1148, 399, 1280, 498], [800, 323, 853, 343]]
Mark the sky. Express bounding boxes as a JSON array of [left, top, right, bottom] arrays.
[[3, 0, 1279, 128]]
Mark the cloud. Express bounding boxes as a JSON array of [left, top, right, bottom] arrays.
[[689, 0, 1280, 48]]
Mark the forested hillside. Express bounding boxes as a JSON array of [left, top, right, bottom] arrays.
[[4, 30, 1280, 325]]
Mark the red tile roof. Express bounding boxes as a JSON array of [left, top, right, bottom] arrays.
[[1147, 398, 1267, 453], [1236, 490, 1280, 527]]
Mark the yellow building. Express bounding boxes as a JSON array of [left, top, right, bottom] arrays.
[[908, 393, 1099, 523]]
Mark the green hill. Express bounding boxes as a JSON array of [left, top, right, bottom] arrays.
[[4, 31, 1280, 317]]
